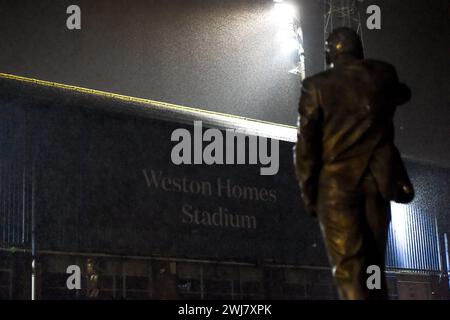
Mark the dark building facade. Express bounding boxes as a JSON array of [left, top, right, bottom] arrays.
[[0, 74, 449, 300]]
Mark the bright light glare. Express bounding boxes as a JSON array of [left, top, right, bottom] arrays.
[[273, 2, 299, 54], [272, 0, 304, 79], [272, 3, 297, 24], [275, 24, 293, 41], [281, 37, 299, 53]]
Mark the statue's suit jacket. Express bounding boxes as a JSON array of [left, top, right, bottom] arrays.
[[294, 56, 413, 214]]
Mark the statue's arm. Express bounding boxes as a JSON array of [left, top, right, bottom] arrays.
[[294, 79, 323, 216], [387, 64, 411, 106]]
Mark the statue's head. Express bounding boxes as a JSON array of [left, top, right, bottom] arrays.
[[325, 27, 364, 66]]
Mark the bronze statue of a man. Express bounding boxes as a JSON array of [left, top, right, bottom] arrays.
[[294, 27, 414, 300]]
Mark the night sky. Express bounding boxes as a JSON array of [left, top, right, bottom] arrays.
[[0, 0, 448, 167]]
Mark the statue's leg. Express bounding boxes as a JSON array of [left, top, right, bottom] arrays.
[[317, 188, 369, 300], [362, 172, 392, 300]]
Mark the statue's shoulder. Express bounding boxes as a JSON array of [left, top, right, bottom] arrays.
[[362, 59, 397, 74], [302, 70, 331, 88]]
